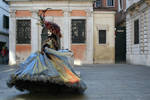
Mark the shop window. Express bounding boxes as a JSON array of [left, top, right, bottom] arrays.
[[16, 20, 31, 44], [107, 0, 114, 7], [134, 19, 139, 44], [99, 30, 106, 44], [71, 19, 86, 43], [3, 15, 9, 29]]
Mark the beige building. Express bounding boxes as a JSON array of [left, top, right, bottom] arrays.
[[93, 11, 115, 63], [93, 0, 116, 64]]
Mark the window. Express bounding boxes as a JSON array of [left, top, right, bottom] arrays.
[[16, 20, 31, 44], [3, 15, 9, 29], [94, 0, 102, 8], [134, 19, 139, 44], [71, 19, 86, 43], [107, 0, 114, 7], [120, 0, 123, 10], [3, 0, 8, 4], [99, 30, 106, 44]]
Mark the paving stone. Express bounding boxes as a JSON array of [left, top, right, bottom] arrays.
[[0, 64, 150, 100]]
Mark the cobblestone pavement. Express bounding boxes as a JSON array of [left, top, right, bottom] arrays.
[[0, 64, 150, 100]]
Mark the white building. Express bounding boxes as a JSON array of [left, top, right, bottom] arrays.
[[126, 0, 150, 66], [0, 0, 9, 49], [6, 0, 94, 65], [126, 0, 141, 8]]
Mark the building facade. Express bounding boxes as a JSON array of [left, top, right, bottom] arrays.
[[7, 0, 117, 65], [126, 0, 150, 66], [0, 0, 9, 64], [0, 0, 9, 51], [93, 0, 117, 63], [7, 0, 94, 65]]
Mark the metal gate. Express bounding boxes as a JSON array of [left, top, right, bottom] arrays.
[[115, 27, 126, 63]]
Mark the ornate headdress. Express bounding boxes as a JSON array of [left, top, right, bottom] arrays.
[[40, 8, 62, 38]]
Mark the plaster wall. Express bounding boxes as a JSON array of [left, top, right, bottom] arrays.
[[126, 2, 150, 66], [93, 11, 115, 63]]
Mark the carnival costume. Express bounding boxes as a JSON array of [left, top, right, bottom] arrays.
[[7, 8, 87, 93]]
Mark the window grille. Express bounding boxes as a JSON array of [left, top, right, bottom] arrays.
[[134, 19, 139, 44], [16, 20, 31, 44], [71, 19, 86, 43], [99, 30, 106, 44]]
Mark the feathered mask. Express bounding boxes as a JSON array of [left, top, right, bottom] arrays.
[[40, 8, 62, 38]]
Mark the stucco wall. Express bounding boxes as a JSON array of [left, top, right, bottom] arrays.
[[126, 2, 150, 66], [93, 11, 115, 63]]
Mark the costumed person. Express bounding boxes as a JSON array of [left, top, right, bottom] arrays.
[[7, 8, 87, 93]]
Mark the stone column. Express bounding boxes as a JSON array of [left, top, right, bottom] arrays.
[[86, 10, 93, 64], [63, 9, 70, 49], [37, 23, 43, 51], [31, 10, 39, 53], [9, 10, 16, 65]]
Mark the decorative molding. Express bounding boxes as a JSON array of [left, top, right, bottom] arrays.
[[135, 5, 140, 12], [63, 9, 71, 17], [31, 10, 38, 15], [9, 9, 16, 18], [31, 9, 39, 20], [145, 0, 150, 6], [96, 24, 109, 31], [86, 9, 93, 17]]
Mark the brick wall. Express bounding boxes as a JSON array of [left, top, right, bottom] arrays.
[[94, 0, 118, 11]]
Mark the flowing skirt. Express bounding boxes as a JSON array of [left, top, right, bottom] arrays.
[[7, 48, 87, 93]]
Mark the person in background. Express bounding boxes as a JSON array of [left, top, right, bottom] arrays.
[[1, 46, 7, 64]]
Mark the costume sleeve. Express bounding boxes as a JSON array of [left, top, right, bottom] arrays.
[[44, 47, 66, 57]]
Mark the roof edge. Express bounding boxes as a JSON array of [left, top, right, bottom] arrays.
[[126, 0, 150, 12]]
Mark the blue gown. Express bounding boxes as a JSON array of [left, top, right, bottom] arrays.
[[7, 39, 87, 93]]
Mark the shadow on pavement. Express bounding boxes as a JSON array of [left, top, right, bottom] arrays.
[[8, 92, 88, 100]]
